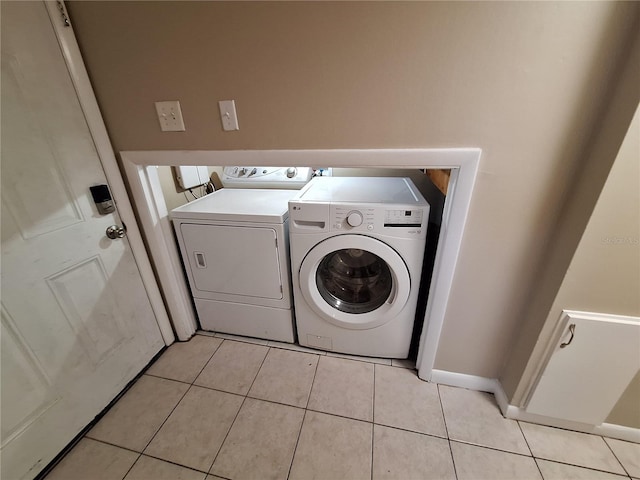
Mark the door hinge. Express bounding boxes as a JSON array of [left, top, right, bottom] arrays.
[[57, 1, 71, 27]]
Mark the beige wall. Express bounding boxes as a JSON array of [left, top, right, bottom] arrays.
[[67, 1, 639, 378], [547, 106, 639, 319], [608, 371, 640, 428]]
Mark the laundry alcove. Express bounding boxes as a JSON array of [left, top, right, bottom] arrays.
[[120, 148, 481, 381]]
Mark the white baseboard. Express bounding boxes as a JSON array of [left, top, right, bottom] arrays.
[[594, 423, 640, 444], [431, 369, 640, 444]]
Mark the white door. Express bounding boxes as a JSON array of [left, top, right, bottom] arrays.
[[299, 235, 411, 329], [1, 2, 165, 479]]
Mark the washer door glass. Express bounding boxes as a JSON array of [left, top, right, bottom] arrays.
[[298, 235, 411, 330], [316, 249, 392, 314]]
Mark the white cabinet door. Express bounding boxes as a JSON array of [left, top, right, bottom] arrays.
[[0, 3, 165, 479], [526, 311, 640, 425]]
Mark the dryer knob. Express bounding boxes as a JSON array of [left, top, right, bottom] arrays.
[[286, 167, 297, 178], [347, 211, 363, 227]]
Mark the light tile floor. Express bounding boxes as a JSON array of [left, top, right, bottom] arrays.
[[46, 333, 639, 480]]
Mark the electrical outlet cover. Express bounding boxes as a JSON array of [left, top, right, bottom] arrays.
[[155, 101, 186, 132]]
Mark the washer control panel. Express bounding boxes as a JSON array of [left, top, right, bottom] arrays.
[[331, 205, 426, 236]]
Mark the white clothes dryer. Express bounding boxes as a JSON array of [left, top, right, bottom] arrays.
[[289, 177, 430, 358], [171, 189, 297, 342]]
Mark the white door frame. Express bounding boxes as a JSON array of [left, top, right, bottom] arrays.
[[120, 149, 480, 380], [45, 1, 174, 345]]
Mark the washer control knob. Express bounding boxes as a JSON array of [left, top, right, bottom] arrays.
[[347, 211, 363, 227], [286, 167, 297, 178]]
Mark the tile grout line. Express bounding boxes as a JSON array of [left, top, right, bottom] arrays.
[[528, 456, 635, 478], [136, 452, 213, 476], [286, 409, 309, 480], [516, 420, 543, 479], [140, 383, 193, 454], [303, 351, 322, 410], [370, 363, 377, 480], [532, 457, 546, 479], [206, 343, 273, 477], [602, 436, 633, 478], [516, 420, 535, 457], [437, 384, 458, 480], [516, 420, 544, 480], [207, 395, 249, 476], [448, 438, 548, 460], [531, 455, 636, 478], [517, 422, 632, 477], [285, 350, 321, 480], [131, 339, 223, 474]]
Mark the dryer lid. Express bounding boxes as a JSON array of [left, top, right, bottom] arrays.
[[170, 188, 297, 223]]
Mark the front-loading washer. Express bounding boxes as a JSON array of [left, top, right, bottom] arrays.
[[289, 177, 430, 358], [171, 188, 297, 342]]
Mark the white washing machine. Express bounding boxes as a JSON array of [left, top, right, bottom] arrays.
[[171, 189, 297, 342], [289, 177, 430, 358]]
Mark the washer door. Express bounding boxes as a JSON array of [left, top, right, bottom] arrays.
[[299, 235, 410, 330]]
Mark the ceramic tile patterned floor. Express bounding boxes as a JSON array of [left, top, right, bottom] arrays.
[[46, 333, 640, 480]]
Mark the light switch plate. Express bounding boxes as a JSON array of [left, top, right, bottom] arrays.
[[218, 100, 239, 131], [155, 101, 185, 131]]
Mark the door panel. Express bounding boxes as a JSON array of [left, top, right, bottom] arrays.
[[180, 223, 284, 300], [526, 312, 640, 425], [0, 3, 165, 479]]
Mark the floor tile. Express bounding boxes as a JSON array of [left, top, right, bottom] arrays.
[[374, 364, 447, 437], [144, 386, 243, 472], [195, 340, 268, 395], [124, 455, 206, 480], [451, 441, 542, 480], [210, 398, 305, 479], [372, 425, 455, 480], [605, 437, 640, 478], [326, 351, 392, 365], [520, 423, 626, 475], [46, 438, 138, 480], [146, 335, 223, 383], [248, 348, 319, 407], [307, 356, 374, 421], [289, 411, 372, 480], [536, 459, 628, 479], [87, 375, 189, 452], [439, 385, 530, 454]]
